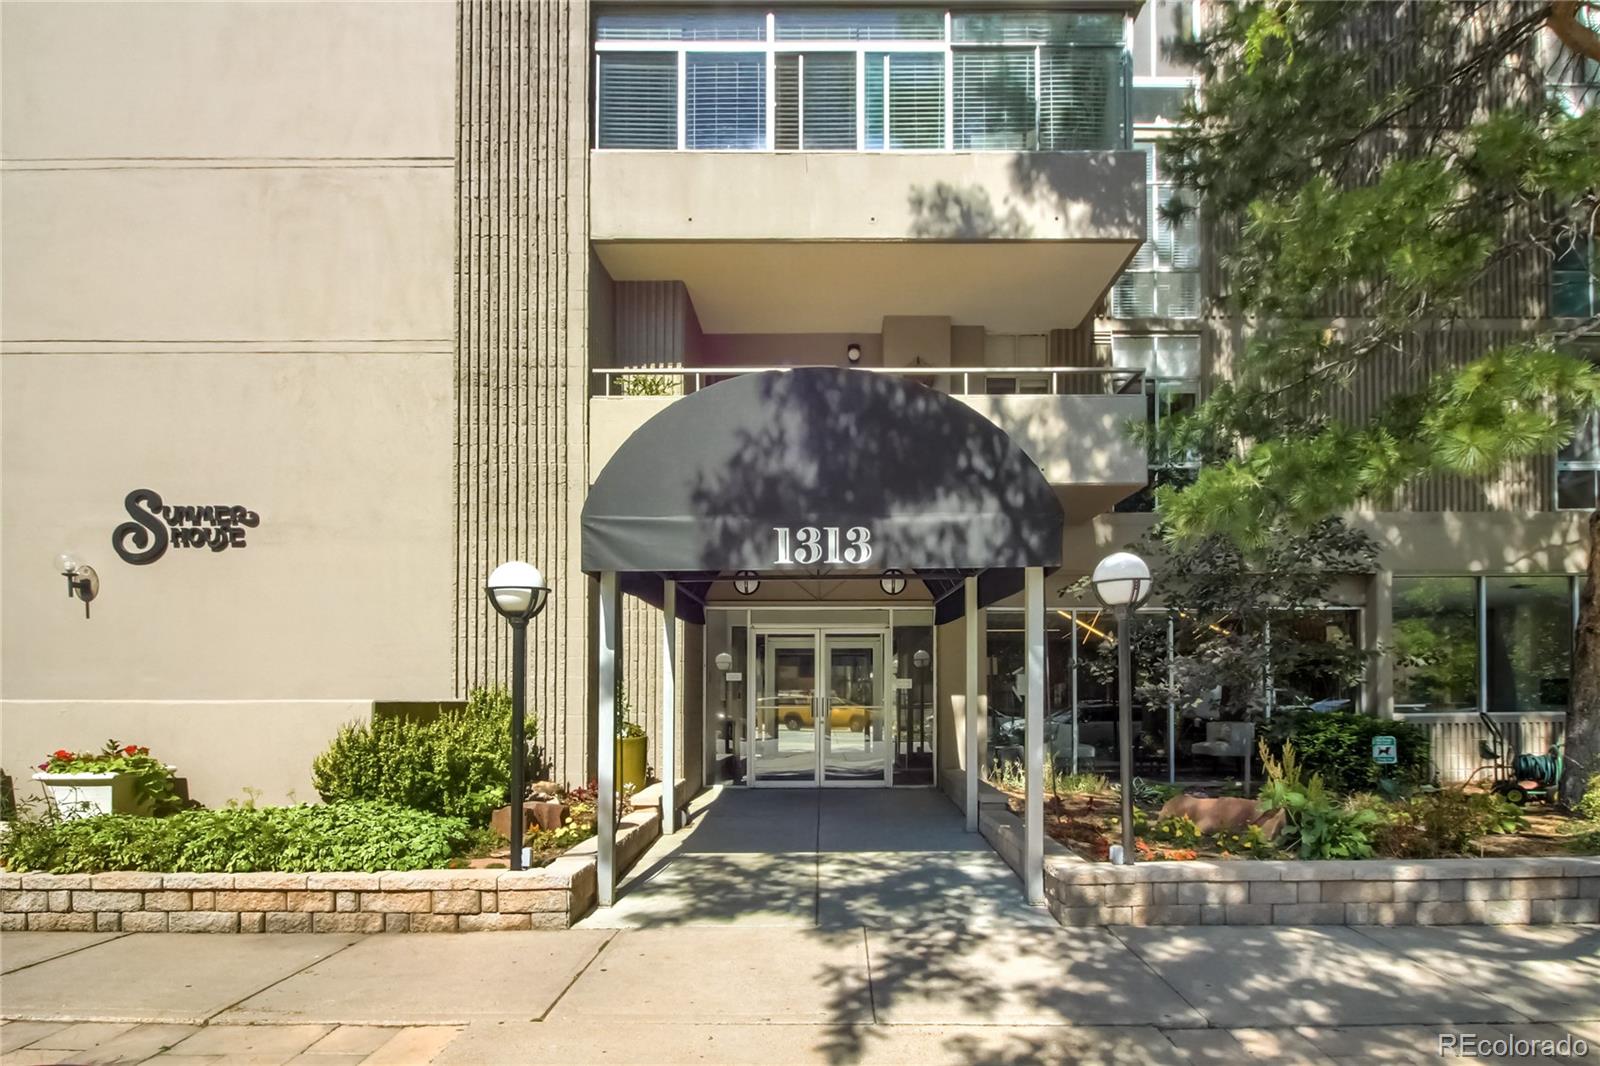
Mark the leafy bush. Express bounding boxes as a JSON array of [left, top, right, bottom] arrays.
[[312, 689, 529, 826], [1577, 774, 1600, 823], [1257, 741, 1377, 859], [36, 739, 183, 815], [1, 802, 470, 873], [1214, 824, 1279, 857], [1264, 711, 1431, 793], [1364, 788, 1526, 858]]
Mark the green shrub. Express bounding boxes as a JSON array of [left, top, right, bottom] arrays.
[[1264, 711, 1431, 793], [1577, 774, 1600, 823], [1, 802, 470, 873], [1256, 741, 1377, 859], [312, 689, 529, 826], [1366, 788, 1527, 858]]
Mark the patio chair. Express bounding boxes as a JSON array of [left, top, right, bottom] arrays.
[[1190, 720, 1256, 792]]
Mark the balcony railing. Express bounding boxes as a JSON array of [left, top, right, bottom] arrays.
[[591, 364, 1145, 397]]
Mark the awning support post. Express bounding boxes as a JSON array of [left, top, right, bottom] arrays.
[[964, 575, 980, 832], [597, 570, 620, 906], [660, 579, 678, 834], [1024, 566, 1045, 905]]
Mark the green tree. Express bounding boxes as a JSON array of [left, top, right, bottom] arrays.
[[1154, 1, 1600, 802]]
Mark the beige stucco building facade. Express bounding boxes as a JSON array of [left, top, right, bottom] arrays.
[[1, 0, 1589, 829]]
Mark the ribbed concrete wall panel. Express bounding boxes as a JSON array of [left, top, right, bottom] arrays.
[[455, 0, 592, 784]]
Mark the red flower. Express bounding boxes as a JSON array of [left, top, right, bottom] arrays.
[[37, 762, 48, 771], [52, 749, 72, 759], [123, 745, 138, 755], [137, 746, 149, 755]]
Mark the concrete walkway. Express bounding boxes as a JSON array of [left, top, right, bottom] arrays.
[[577, 786, 1057, 930], [2, 792, 1597, 1063]]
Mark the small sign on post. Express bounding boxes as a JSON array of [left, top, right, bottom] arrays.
[[1372, 735, 1398, 765]]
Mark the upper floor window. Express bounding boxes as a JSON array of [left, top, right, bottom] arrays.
[[1110, 333, 1201, 512], [593, 8, 1130, 152], [1552, 231, 1597, 319], [1557, 410, 1600, 510], [1110, 140, 1200, 318]]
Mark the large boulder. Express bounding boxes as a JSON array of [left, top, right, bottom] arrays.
[[1159, 794, 1285, 838]]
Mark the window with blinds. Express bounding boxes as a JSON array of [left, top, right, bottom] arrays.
[[1113, 141, 1201, 317], [592, 7, 1133, 153], [864, 53, 944, 149], [953, 50, 1036, 149], [686, 52, 766, 149], [596, 53, 678, 149]]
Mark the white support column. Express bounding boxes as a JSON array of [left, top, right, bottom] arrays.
[[660, 579, 678, 835], [597, 571, 621, 907], [964, 576, 980, 832], [1024, 566, 1045, 906]]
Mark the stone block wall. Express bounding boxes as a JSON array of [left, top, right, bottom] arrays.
[[2, 809, 657, 932], [978, 806, 1600, 927]]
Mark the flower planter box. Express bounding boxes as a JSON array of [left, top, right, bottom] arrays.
[[33, 771, 152, 820]]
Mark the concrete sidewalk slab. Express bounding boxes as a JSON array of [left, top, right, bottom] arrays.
[[1, 933, 124, 975], [547, 927, 871, 1026], [815, 853, 1055, 930], [1117, 925, 1527, 1028], [0, 933, 358, 1025], [1347, 924, 1600, 1022], [578, 853, 818, 928], [432, 1020, 1190, 1066], [157, 1023, 331, 1061], [865, 925, 1205, 1028], [216, 931, 613, 1025]]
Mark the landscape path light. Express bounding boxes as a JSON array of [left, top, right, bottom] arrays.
[[486, 560, 551, 871], [1090, 551, 1152, 865]]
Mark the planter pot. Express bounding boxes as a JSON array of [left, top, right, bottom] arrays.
[[615, 735, 648, 794], [33, 771, 152, 820]]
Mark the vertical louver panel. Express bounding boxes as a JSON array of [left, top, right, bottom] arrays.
[[596, 52, 678, 148], [954, 49, 1035, 149], [802, 52, 857, 149], [686, 52, 766, 149], [774, 53, 800, 149], [1039, 48, 1123, 150]]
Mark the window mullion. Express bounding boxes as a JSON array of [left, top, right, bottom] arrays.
[[676, 50, 687, 150], [1477, 577, 1488, 714], [856, 48, 866, 149]]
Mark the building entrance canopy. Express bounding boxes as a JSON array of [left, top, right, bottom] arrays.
[[580, 367, 1064, 622]]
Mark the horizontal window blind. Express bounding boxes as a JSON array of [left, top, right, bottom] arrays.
[[596, 53, 678, 149], [802, 52, 857, 149], [1111, 273, 1201, 318], [597, 10, 765, 41], [686, 52, 766, 149], [953, 12, 1124, 46], [1039, 48, 1124, 150], [774, 54, 800, 150], [954, 49, 1035, 149], [775, 8, 943, 40], [866, 53, 946, 149]]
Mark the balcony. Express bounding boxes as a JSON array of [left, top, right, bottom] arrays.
[[589, 365, 1149, 518], [592, 150, 1147, 333]]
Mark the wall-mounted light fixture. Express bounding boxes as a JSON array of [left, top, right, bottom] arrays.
[[879, 569, 907, 596], [846, 343, 862, 365], [733, 570, 761, 596], [54, 553, 99, 619]]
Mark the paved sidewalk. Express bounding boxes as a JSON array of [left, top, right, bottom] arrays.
[[2, 924, 1596, 1064]]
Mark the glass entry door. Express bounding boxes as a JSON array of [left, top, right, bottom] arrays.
[[750, 628, 889, 787]]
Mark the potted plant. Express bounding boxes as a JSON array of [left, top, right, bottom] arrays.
[[33, 740, 181, 820], [614, 684, 649, 794]]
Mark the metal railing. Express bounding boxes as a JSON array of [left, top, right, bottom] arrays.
[[591, 364, 1145, 397]]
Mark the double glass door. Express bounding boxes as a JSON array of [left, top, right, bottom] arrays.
[[751, 629, 889, 786]]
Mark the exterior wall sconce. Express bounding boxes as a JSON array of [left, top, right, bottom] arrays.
[[733, 570, 760, 595], [55, 553, 99, 619], [846, 343, 862, 364], [879, 569, 906, 595], [912, 648, 930, 670]]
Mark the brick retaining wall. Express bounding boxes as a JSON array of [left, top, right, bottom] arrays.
[[1, 808, 659, 933], [977, 802, 1600, 927]]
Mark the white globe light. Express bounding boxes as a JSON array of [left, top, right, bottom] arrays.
[[1091, 551, 1152, 608], [54, 552, 81, 575], [714, 652, 734, 672], [487, 560, 550, 621]]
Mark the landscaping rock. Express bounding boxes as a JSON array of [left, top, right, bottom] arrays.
[[1158, 795, 1285, 837], [490, 800, 568, 840]]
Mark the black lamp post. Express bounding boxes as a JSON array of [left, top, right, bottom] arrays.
[[1091, 551, 1152, 866], [486, 560, 551, 871]]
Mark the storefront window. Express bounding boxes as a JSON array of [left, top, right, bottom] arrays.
[[1271, 610, 1361, 715], [1393, 577, 1480, 713], [1485, 577, 1572, 712]]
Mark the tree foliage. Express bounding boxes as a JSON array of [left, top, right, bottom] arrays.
[[1156, 0, 1600, 544]]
